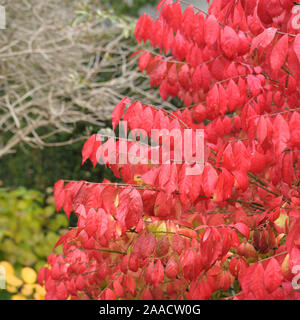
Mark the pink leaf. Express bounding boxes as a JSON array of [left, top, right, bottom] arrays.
[[234, 222, 250, 240]]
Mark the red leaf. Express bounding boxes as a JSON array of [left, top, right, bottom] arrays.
[[145, 261, 155, 284], [156, 0, 171, 13], [125, 189, 143, 229], [103, 288, 117, 300], [112, 97, 131, 131], [129, 49, 142, 60], [206, 84, 219, 111], [251, 27, 277, 52], [115, 189, 131, 228], [82, 134, 96, 165], [165, 257, 179, 279], [218, 84, 228, 115], [97, 209, 109, 238], [222, 144, 234, 171], [141, 287, 153, 300], [234, 222, 250, 240], [178, 163, 192, 204], [294, 34, 300, 63], [54, 180, 65, 212], [81, 134, 102, 167], [138, 51, 152, 72], [201, 64, 211, 92], [281, 152, 294, 186], [167, 63, 178, 85], [172, 234, 185, 254], [113, 277, 124, 297], [159, 164, 171, 189], [152, 260, 164, 286], [141, 167, 159, 186], [165, 162, 178, 197], [193, 12, 205, 47], [191, 65, 202, 90], [135, 14, 152, 43], [204, 14, 220, 47], [221, 26, 239, 59], [240, 263, 267, 299], [149, 61, 168, 87], [286, 220, 300, 253], [170, 1, 182, 32], [272, 114, 290, 157], [54, 229, 76, 249], [75, 275, 86, 291], [156, 235, 170, 257], [257, 116, 267, 144], [142, 106, 154, 135], [247, 75, 262, 97], [141, 233, 156, 258], [192, 103, 207, 123], [56, 282, 68, 300], [178, 64, 190, 90], [214, 168, 234, 202], [182, 5, 195, 37], [264, 258, 283, 293], [124, 275, 136, 296], [270, 34, 288, 72], [202, 163, 218, 198]]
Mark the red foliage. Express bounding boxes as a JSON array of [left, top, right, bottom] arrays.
[[40, 0, 300, 300]]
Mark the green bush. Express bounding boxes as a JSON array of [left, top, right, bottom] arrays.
[[0, 187, 68, 272], [0, 133, 116, 191], [104, 0, 156, 16]]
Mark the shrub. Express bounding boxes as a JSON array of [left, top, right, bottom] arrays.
[[40, 0, 300, 300], [0, 188, 68, 271], [0, 261, 46, 300]]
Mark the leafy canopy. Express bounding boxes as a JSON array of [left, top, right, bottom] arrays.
[[39, 0, 300, 300]]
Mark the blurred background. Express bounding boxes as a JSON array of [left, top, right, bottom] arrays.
[[0, 0, 209, 299]]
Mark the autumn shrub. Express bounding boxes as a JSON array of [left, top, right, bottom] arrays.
[[39, 0, 300, 300], [0, 261, 46, 300], [0, 188, 68, 271]]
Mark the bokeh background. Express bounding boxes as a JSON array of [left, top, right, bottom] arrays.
[[0, 0, 209, 299]]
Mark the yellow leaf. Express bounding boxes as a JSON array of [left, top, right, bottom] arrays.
[[6, 274, 23, 287], [274, 213, 289, 230], [0, 261, 14, 275], [34, 284, 46, 296], [114, 194, 119, 208], [33, 292, 44, 300], [21, 283, 34, 296], [12, 294, 26, 300], [21, 267, 37, 284], [6, 285, 18, 293]]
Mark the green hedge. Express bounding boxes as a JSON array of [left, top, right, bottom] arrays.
[[106, 0, 156, 16], [0, 187, 68, 271], [0, 127, 116, 191]]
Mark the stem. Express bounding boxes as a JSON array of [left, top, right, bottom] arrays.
[[98, 273, 122, 299], [151, 230, 193, 239], [92, 248, 126, 255], [247, 172, 268, 187], [179, 0, 209, 16], [259, 250, 288, 263], [249, 180, 280, 197]]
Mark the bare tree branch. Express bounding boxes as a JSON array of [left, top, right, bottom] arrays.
[[0, 0, 174, 158]]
